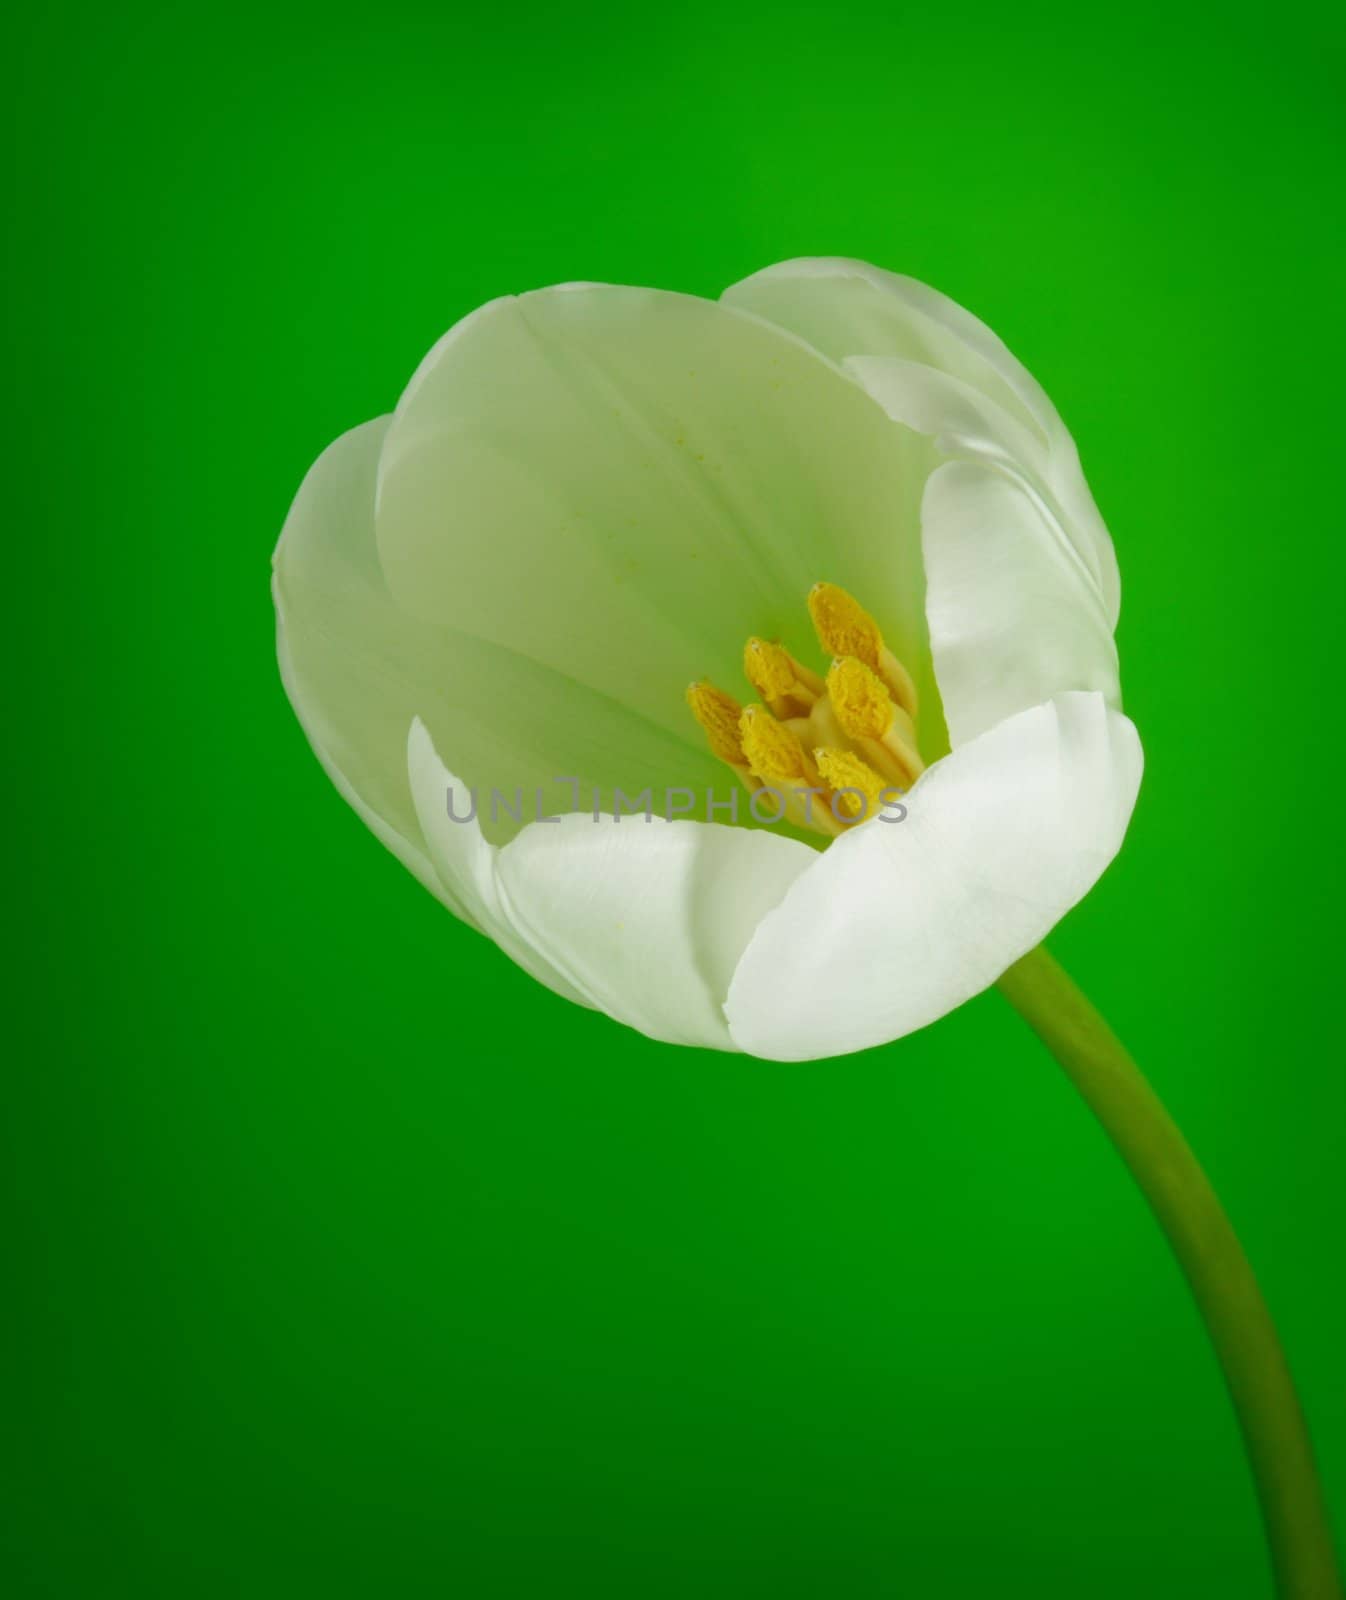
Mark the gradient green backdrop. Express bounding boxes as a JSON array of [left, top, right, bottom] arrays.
[[7, 3, 1344, 1595]]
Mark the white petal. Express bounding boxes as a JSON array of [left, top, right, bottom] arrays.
[[494, 808, 815, 1052], [725, 693, 1142, 1061], [722, 257, 1120, 626], [374, 283, 942, 740], [273, 417, 442, 898], [405, 719, 594, 1007], [842, 353, 1051, 473], [274, 418, 734, 852], [406, 717, 816, 1039], [920, 459, 1120, 746], [842, 355, 1119, 743]]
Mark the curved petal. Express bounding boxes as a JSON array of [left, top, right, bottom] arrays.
[[920, 460, 1120, 746], [273, 417, 441, 897], [273, 418, 735, 851], [374, 283, 943, 743], [406, 719, 594, 1007], [494, 807, 815, 1052], [725, 693, 1142, 1062], [408, 720, 815, 1049], [721, 257, 1120, 627], [841, 356, 1120, 744]]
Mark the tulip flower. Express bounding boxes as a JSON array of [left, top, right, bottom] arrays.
[[273, 259, 1340, 1597], [273, 257, 1140, 1058]]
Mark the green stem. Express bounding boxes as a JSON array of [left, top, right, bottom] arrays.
[[996, 946, 1341, 1599]]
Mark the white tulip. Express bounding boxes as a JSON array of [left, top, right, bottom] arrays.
[[273, 257, 1141, 1060]]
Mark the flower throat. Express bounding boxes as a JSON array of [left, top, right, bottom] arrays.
[[686, 582, 925, 839]]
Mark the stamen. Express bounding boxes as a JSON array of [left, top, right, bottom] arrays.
[[827, 655, 893, 742], [808, 581, 919, 718], [739, 704, 818, 786], [686, 680, 748, 766], [825, 656, 925, 788], [808, 582, 884, 672], [739, 706, 843, 838], [814, 747, 887, 823], [684, 582, 924, 844], [744, 635, 820, 718], [743, 637, 797, 703]]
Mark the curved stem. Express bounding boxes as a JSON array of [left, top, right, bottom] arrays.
[[996, 945, 1341, 1599]]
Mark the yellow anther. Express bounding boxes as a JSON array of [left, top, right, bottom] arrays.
[[686, 680, 747, 766], [809, 580, 919, 717], [827, 656, 893, 742], [739, 704, 815, 785], [808, 582, 884, 673], [686, 582, 922, 841], [815, 747, 887, 822], [743, 637, 798, 703]]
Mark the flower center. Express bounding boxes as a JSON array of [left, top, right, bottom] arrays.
[[686, 582, 926, 839]]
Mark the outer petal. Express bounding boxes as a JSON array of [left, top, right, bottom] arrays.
[[274, 418, 734, 853], [725, 693, 1142, 1062], [495, 810, 815, 1052], [406, 719, 593, 1007], [273, 418, 442, 900], [373, 283, 943, 742], [920, 460, 1119, 746], [407, 720, 815, 1049], [721, 257, 1120, 627], [842, 357, 1120, 743]]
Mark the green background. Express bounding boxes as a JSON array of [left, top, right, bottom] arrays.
[[8, 2, 1344, 1595]]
